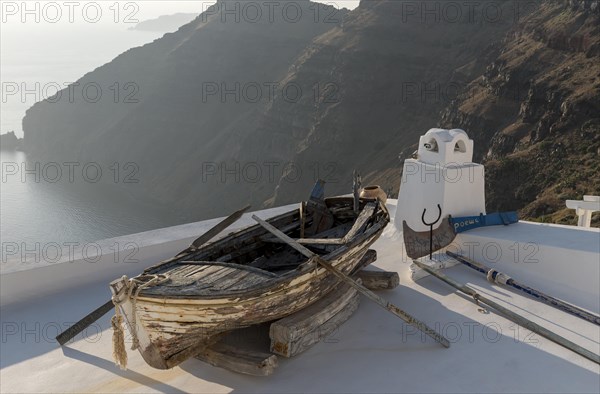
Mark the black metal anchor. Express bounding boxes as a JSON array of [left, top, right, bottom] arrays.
[[422, 204, 442, 259]]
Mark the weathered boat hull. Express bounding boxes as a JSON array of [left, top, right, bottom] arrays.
[[111, 198, 388, 369]]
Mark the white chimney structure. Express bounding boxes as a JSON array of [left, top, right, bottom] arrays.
[[395, 128, 486, 232]]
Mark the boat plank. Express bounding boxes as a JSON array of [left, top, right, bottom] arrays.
[[195, 343, 278, 376], [271, 290, 360, 358], [356, 270, 400, 290], [211, 270, 254, 291], [143, 267, 234, 296], [342, 203, 376, 242], [184, 265, 213, 278], [178, 261, 278, 278], [270, 281, 360, 343], [227, 275, 272, 292], [108, 197, 389, 370], [194, 265, 233, 284], [352, 249, 378, 273], [168, 264, 208, 277]]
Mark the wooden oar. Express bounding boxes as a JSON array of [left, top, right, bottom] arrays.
[[56, 205, 251, 346], [56, 300, 115, 345], [182, 205, 251, 252], [413, 259, 600, 364], [252, 215, 450, 348], [446, 251, 600, 326]]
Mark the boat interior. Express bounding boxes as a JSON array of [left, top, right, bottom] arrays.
[[140, 198, 386, 297]]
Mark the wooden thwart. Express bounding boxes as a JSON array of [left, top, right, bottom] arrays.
[[261, 222, 352, 246]]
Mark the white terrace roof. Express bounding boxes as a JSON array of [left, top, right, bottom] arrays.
[[1, 201, 599, 393]]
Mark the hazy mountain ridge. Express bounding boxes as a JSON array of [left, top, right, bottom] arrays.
[[23, 0, 349, 220], [22, 0, 599, 224], [129, 13, 199, 32], [0, 132, 22, 151]]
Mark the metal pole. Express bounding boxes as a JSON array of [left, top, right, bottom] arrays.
[[446, 251, 600, 326], [413, 259, 600, 365]]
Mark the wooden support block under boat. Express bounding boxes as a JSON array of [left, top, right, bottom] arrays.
[[109, 196, 388, 371], [270, 280, 360, 358], [194, 250, 378, 372], [356, 270, 400, 291], [195, 343, 278, 376]]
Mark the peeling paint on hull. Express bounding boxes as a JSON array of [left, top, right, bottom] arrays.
[[112, 200, 389, 369]]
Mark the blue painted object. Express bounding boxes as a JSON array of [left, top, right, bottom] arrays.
[[309, 179, 326, 201], [449, 212, 518, 233]]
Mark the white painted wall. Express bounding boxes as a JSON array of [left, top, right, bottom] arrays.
[[0, 206, 292, 307], [1, 201, 599, 394]]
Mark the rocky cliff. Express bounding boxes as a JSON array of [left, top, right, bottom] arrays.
[[22, 0, 599, 224], [438, 0, 599, 224], [23, 0, 349, 218], [257, 0, 520, 204], [0, 132, 22, 151]]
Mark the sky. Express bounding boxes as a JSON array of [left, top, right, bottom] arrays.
[[1, 0, 361, 28], [137, 1, 362, 19]]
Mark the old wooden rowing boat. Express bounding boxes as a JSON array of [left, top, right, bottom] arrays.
[[109, 192, 389, 369]]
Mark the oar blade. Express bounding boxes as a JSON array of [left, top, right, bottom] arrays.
[[190, 205, 251, 249], [56, 300, 115, 345], [57, 205, 251, 346], [403, 219, 456, 259]]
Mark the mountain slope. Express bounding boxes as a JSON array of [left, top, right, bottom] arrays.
[[22, 0, 599, 224], [23, 0, 348, 217], [129, 13, 199, 32], [254, 0, 520, 204], [439, 0, 600, 224]]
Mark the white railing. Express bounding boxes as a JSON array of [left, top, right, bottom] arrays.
[[566, 195, 600, 228]]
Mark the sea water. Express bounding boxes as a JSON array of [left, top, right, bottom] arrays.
[[1, 23, 191, 247]]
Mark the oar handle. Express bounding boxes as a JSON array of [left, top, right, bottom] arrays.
[[315, 256, 450, 348], [56, 300, 115, 345], [413, 259, 600, 365], [447, 251, 600, 326], [252, 214, 450, 348]]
